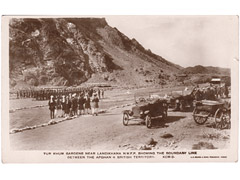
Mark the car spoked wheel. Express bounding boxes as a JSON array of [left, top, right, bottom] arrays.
[[214, 109, 223, 129], [145, 115, 152, 128], [220, 112, 230, 129], [123, 113, 129, 126], [193, 108, 208, 125], [215, 109, 231, 129]]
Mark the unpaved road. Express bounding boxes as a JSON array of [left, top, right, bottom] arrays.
[[10, 86, 230, 151], [10, 106, 230, 150]]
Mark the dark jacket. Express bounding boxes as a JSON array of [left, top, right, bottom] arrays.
[[65, 100, 72, 114], [78, 97, 85, 110], [48, 100, 56, 111], [85, 97, 91, 109], [92, 97, 99, 108], [72, 97, 78, 110]]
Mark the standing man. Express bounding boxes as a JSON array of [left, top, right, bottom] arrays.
[[55, 95, 62, 118], [64, 95, 71, 118], [92, 93, 99, 116], [61, 95, 66, 117], [78, 93, 85, 116], [89, 88, 93, 97], [85, 94, 91, 114], [48, 95, 56, 119], [71, 93, 78, 117]]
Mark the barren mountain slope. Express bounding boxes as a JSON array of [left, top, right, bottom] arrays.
[[9, 18, 182, 88]]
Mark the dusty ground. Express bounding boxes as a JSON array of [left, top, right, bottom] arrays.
[[9, 87, 230, 150]]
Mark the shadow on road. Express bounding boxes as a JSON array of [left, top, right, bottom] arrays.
[[99, 113, 119, 116], [123, 115, 186, 129], [169, 108, 194, 113], [150, 115, 186, 129]]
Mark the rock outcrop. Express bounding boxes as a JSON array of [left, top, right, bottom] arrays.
[[9, 18, 181, 87]]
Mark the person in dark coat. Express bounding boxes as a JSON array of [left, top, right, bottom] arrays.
[[85, 94, 91, 114], [64, 96, 72, 118], [61, 95, 66, 117], [89, 89, 93, 97], [55, 95, 62, 118], [78, 93, 85, 116], [71, 94, 78, 116], [48, 95, 56, 119]]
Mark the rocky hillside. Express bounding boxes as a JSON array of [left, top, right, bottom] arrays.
[[9, 18, 182, 88]]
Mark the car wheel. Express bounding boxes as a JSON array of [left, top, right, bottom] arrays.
[[215, 109, 231, 129], [193, 108, 208, 125], [123, 113, 129, 126]]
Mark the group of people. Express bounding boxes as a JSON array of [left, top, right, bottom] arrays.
[[48, 90, 102, 119], [16, 87, 105, 101], [192, 84, 230, 101], [16, 89, 35, 99], [173, 83, 230, 111]]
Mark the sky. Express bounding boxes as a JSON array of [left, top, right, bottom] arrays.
[[104, 16, 238, 68]]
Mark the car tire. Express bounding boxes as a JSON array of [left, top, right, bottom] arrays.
[[193, 108, 208, 125], [123, 113, 129, 126]]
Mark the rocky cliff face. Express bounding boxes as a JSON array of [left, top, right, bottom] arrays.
[[9, 18, 181, 88]]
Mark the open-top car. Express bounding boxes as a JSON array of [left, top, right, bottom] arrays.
[[168, 88, 195, 111], [122, 96, 168, 128]]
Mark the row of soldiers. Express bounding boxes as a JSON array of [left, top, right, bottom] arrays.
[[16, 88, 105, 101], [48, 90, 102, 119], [16, 89, 35, 99]]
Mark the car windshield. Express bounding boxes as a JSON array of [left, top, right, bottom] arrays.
[[134, 92, 166, 104]]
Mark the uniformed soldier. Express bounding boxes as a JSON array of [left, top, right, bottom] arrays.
[[61, 95, 66, 117], [48, 95, 56, 119], [78, 93, 85, 116], [71, 93, 78, 117], [64, 95, 71, 118], [92, 93, 99, 116], [85, 94, 91, 114], [55, 95, 62, 118]]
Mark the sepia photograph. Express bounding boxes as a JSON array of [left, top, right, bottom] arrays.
[[1, 15, 238, 162]]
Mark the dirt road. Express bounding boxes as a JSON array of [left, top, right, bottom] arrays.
[[9, 86, 230, 151], [10, 106, 230, 150]]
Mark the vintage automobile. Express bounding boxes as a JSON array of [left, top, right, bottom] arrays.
[[122, 97, 168, 128], [168, 88, 195, 111]]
